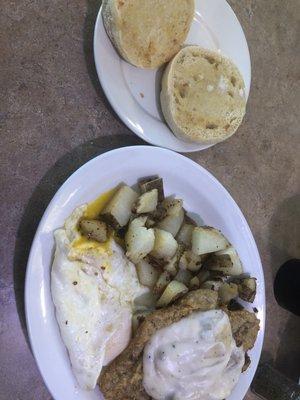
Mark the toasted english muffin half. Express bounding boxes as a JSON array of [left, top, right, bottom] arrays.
[[160, 46, 247, 144], [102, 0, 195, 69]]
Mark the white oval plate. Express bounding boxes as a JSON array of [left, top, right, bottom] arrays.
[[94, 0, 251, 152], [26, 146, 264, 400]]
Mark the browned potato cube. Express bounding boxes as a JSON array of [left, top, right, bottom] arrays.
[[210, 247, 243, 276], [139, 176, 164, 202], [156, 281, 188, 308], [153, 271, 172, 294], [219, 282, 238, 304], [125, 217, 155, 264], [176, 223, 194, 247], [192, 226, 230, 255], [101, 185, 138, 229], [79, 219, 107, 243], [136, 259, 159, 288], [133, 189, 158, 214], [150, 228, 178, 261], [174, 269, 192, 286], [238, 277, 257, 303]]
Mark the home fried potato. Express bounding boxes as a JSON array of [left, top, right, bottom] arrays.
[[79, 219, 107, 243], [210, 247, 243, 276], [136, 259, 159, 288], [179, 250, 202, 272], [238, 277, 257, 303], [150, 228, 178, 260], [219, 282, 239, 304], [156, 280, 188, 308], [125, 217, 155, 264], [139, 176, 164, 202], [192, 226, 230, 255], [174, 268, 193, 286], [157, 207, 184, 237], [153, 271, 172, 295], [176, 223, 194, 247], [134, 189, 158, 214], [101, 185, 138, 228]]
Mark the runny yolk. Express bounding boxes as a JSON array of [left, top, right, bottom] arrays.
[[84, 187, 118, 219], [72, 187, 118, 252]]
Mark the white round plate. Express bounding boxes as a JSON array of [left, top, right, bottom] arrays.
[[26, 146, 264, 400], [94, 0, 251, 152]]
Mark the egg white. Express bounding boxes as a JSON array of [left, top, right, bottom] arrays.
[[51, 205, 148, 390]]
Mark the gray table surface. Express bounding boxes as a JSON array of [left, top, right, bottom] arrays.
[[1, 0, 299, 399]]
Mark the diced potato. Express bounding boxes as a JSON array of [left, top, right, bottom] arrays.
[[176, 223, 194, 247], [125, 217, 155, 264], [157, 208, 184, 237], [197, 269, 211, 285], [189, 276, 200, 290], [134, 291, 158, 311], [208, 269, 227, 279], [151, 203, 167, 221], [164, 244, 185, 277], [205, 254, 233, 270], [129, 215, 148, 228], [150, 228, 178, 260], [219, 282, 238, 304], [132, 310, 152, 335], [238, 278, 257, 303], [162, 198, 183, 216], [164, 259, 178, 277], [136, 259, 159, 288], [201, 279, 224, 291], [179, 250, 202, 272], [101, 185, 138, 228], [134, 189, 158, 214], [146, 255, 166, 269], [153, 271, 172, 294], [79, 219, 107, 242], [139, 176, 164, 202], [230, 272, 251, 280], [210, 247, 243, 276], [156, 281, 188, 308], [192, 226, 230, 255], [174, 269, 192, 286]]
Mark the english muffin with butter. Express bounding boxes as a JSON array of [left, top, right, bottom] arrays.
[[102, 0, 195, 69], [161, 46, 247, 144]]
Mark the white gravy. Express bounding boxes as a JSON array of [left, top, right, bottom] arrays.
[[143, 309, 244, 400]]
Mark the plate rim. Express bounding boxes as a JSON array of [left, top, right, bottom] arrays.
[[93, 0, 252, 153], [25, 145, 265, 400]]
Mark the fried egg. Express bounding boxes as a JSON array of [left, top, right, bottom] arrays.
[[51, 193, 148, 390]]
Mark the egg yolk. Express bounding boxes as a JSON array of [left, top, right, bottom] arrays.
[[72, 187, 118, 252], [84, 187, 118, 219]]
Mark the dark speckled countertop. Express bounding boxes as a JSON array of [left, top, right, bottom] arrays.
[[0, 0, 299, 399]]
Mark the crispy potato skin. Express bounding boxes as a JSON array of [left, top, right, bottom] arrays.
[[238, 278, 257, 303], [139, 176, 165, 202]]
